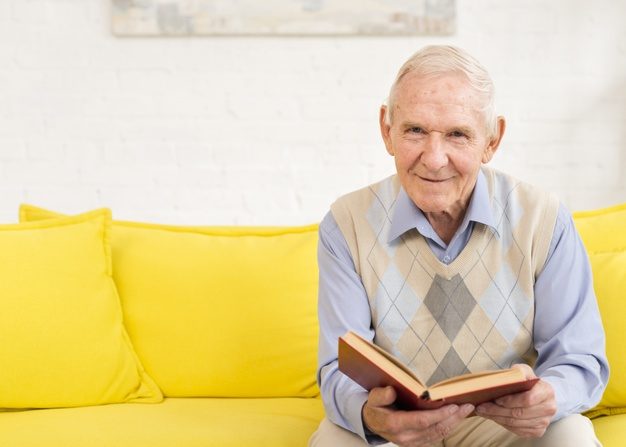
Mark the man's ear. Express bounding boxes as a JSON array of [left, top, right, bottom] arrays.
[[482, 116, 506, 163], [379, 106, 394, 156]]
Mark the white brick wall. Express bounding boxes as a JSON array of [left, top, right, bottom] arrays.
[[1, 0, 625, 225]]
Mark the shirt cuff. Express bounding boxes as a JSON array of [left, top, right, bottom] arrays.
[[539, 373, 568, 421]]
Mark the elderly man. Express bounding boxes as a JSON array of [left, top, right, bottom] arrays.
[[309, 45, 608, 447]]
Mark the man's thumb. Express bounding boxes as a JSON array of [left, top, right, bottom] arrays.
[[368, 386, 397, 407]]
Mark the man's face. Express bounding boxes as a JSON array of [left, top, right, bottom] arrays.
[[380, 72, 504, 219]]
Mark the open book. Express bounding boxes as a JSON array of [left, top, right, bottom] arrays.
[[338, 331, 538, 410]]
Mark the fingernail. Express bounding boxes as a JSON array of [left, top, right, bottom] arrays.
[[448, 404, 459, 414], [462, 404, 474, 413]]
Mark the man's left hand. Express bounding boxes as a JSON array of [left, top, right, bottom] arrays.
[[475, 364, 557, 438]]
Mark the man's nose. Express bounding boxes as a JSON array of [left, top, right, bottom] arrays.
[[420, 133, 448, 170]]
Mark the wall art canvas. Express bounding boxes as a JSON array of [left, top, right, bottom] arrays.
[[112, 0, 456, 36]]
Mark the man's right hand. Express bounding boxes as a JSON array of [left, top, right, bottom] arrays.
[[362, 386, 475, 447]]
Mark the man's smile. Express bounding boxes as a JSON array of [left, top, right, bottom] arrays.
[[416, 174, 450, 183]]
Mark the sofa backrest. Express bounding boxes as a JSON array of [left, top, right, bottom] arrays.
[[20, 205, 320, 399]]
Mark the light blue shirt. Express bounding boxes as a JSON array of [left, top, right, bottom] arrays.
[[317, 171, 609, 442]]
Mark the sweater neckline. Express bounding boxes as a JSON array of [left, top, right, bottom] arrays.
[[401, 223, 495, 280]]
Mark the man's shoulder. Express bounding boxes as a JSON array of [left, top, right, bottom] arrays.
[[482, 166, 557, 204], [332, 174, 400, 211], [483, 166, 562, 275], [329, 174, 401, 255]]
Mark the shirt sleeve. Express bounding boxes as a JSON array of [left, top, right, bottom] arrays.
[[317, 211, 388, 444], [533, 203, 609, 420]]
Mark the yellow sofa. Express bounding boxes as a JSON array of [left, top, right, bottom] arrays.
[[1, 205, 324, 447], [0, 202, 623, 446], [573, 203, 626, 446]]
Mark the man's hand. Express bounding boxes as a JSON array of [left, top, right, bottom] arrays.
[[475, 364, 557, 438], [362, 386, 474, 447]]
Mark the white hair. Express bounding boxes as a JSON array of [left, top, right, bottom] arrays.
[[384, 45, 497, 138]]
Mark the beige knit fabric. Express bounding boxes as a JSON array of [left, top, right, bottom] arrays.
[[331, 167, 559, 385]]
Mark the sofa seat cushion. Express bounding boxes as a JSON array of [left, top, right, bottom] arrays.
[[0, 397, 324, 447], [592, 414, 626, 447]]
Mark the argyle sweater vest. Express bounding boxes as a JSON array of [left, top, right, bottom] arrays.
[[331, 167, 559, 386]]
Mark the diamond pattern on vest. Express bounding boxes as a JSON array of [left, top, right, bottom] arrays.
[[424, 274, 476, 342], [429, 347, 470, 386], [421, 274, 476, 384]]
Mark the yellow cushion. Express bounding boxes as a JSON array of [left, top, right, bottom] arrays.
[[0, 209, 162, 409], [0, 397, 325, 447], [574, 202, 626, 418], [20, 204, 320, 398], [592, 413, 626, 447]]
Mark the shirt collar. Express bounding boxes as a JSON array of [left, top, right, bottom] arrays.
[[388, 170, 498, 243]]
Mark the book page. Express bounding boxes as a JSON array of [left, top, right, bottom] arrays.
[[431, 368, 523, 387], [428, 368, 526, 400]]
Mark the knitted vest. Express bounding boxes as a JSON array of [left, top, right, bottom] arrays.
[[331, 167, 559, 386]]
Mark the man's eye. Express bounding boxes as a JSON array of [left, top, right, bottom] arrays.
[[408, 127, 425, 134], [450, 130, 467, 138]]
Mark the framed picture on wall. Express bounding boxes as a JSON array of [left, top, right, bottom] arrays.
[[112, 0, 456, 36]]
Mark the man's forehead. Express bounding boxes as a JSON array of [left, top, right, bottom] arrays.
[[394, 99, 483, 124], [400, 76, 478, 104], [393, 74, 480, 114]]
